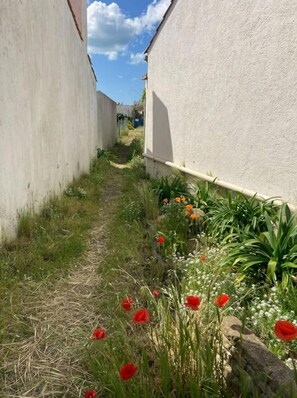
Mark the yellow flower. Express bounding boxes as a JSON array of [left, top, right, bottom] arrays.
[[175, 197, 181, 203], [186, 204, 193, 211]]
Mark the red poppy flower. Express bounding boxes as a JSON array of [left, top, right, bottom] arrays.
[[85, 390, 96, 398], [132, 308, 150, 323], [185, 295, 200, 311], [153, 290, 159, 298], [200, 255, 207, 262], [274, 320, 297, 342], [214, 294, 230, 308], [156, 236, 165, 244], [121, 297, 133, 311], [119, 363, 138, 380], [92, 328, 106, 340]]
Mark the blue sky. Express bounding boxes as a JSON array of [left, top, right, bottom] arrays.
[[87, 0, 171, 105]]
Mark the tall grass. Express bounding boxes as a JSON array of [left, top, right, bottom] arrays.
[[0, 156, 112, 344]]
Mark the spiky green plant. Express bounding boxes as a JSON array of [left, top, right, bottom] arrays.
[[207, 192, 277, 241], [223, 204, 297, 288]]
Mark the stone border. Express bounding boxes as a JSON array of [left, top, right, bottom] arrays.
[[221, 316, 297, 398]]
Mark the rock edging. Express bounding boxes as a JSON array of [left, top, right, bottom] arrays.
[[221, 315, 297, 398]]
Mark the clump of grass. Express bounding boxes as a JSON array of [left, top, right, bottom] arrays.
[[137, 181, 159, 223], [17, 211, 34, 238]]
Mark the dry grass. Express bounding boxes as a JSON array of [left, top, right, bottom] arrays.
[[0, 175, 123, 397]]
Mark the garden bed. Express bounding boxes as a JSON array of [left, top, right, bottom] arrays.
[[84, 165, 297, 397]]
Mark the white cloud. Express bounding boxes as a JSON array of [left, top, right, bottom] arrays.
[[137, 0, 171, 31], [87, 0, 171, 59], [129, 52, 145, 65]]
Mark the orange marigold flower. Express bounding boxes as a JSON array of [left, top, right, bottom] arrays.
[[185, 210, 190, 217], [175, 197, 181, 203], [274, 320, 297, 342], [162, 198, 169, 203], [186, 204, 193, 211], [190, 213, 198, 220], [181, 197, 186, 203], [200, 255, 207, 262]]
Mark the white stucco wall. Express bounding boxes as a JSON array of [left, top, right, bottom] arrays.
[[117, 105, 135, 118], [0, 0, 98, 240], [97, 91, 117, 150], [145, 0, 297, 205]]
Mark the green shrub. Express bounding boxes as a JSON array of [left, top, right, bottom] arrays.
[[191, 180, 218, 213], [223, 204, 297, 287], [127, 137, 144, 161], [152, 175, 188, 204], [207, 192, 277, 241]]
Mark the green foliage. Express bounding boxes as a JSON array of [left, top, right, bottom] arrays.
[[207, 192, 277, 241], [158, 202, 189, 254], [64, 186, 86, 199], [224, 204, 297, 287], [17, 212, 34, 238], [136, 181, 159, 222], [154, 200, 202, 256], [191, 180, 217, 213], [152, 175, 188, 203], [141, 88, 146, 104], [121, 201, 144, 222], [127, 137, 144, 161], [0, 157, 109, 289]]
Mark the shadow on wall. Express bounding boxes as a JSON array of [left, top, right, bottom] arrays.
[[147, 91, 173, 162]]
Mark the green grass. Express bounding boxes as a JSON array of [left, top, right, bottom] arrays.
[[0, 156, 112, 342]]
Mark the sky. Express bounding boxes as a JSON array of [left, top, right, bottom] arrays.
[[87, 0, 171, 105]]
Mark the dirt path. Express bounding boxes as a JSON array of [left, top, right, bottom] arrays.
[[1, 169, 124, 398]]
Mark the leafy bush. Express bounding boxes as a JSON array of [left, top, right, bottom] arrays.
[[207, 192, 277, 241], [152, 175, 188, 204], [190, 180, 218, 213], [154, 198, 202, 256], [223, 204, 297, 287]]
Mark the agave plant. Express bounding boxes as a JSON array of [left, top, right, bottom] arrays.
[[224, 204, 297, 288]]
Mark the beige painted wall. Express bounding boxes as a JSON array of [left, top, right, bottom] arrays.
[[145, 0, 297, 205], [97, 91, 117, 150], [0, 0, 98, 240]]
